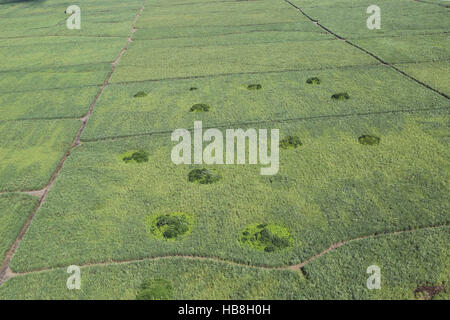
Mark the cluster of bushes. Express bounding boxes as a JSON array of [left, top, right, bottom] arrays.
[[149, 212, 192, 240], [247, 84, 262, 90], [190, 103, 210, 112], [358, 135, 380, 145], [122, 150, 149, 163], [331, 92, 350, 100], [240, 223, 292, 253], [188, 168, 220, 184], [280, 135, 302, 149], [306, 77, 321, 84], [133, 91, 147, 98], [136, 279, 173, 300]]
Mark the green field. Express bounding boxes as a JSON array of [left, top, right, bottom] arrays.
[[0, 0, 448, 300]]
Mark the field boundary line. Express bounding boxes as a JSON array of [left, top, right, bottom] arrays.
[[109, 57, 450, 85], [0, 61, 115, 75], [0, 0, 147, 286], [0, 84, 103, 95], [81, 105, 450, 143], [284, 0, 450, 100], [6, 223, 449, 280], [413, 0, 450, 8], [112, 63, 382, 85], [135, 30, 450, 42]]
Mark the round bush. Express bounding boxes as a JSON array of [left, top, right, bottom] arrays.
[[136, 279, 173, 300], [122, 150, 149, 163], [239, 223, 292, 252], [306, 77, 321, 84], [358, 135, 380, 145], [188, 168, 220, 184], [247, 84, 262, 90], [133, 91, 147, 98], [279, 136, 302, 149], [148, 212, 193, 240], [190, 103, 210, 112], [331, 92, 350, 100]]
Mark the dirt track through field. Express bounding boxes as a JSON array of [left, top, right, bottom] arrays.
[[5, 223, 449, 280], [0, 1, 147, 286]]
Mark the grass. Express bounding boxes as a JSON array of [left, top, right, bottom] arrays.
[[0, 120, 81, 191], [0, 37, 126, 73], [0, 193, 38, 261], [111, 40, 374, 83], [394, 61, 450, 96], [82, 66, 448, 140], [10, 110, 449, 272], [0, 227, 447, 299], [0, 0, 448, 300], [0, 86, 99, 120]]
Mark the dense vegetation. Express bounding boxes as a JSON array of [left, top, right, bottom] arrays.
[[188, 168, 220, 184], [240, 223, 292, 253], [148, 212, 193, 240], [122, 150, 149, 163], [0, 0, 448, 300], [136, 278, 173, 300]]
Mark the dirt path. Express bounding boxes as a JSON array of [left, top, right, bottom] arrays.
[[5, 223, 448, 281], [0, 1, 147, 286]]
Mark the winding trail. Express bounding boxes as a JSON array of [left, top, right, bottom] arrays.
[[0, 1, 147, 286], [4, 223, 448, 282]]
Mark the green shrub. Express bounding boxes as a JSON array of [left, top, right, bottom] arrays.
[[188, 168, 220, 184], [239, 223, 292, 252], [122, 150, 149, 163], [136, 279, 173, 300], [190, 103, 210, 112], [148, 212, 193, 240], [247, 84, 262, 90], [358, 135, 380, 145], [133, 91, 147, 98], [189, 87, 198, 91], [331, 92, 350, 100], [280, 136, 302, 149], [306, 77, 321, 84]]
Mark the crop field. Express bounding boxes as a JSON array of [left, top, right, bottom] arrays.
[[0, 0, 448, 301]]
